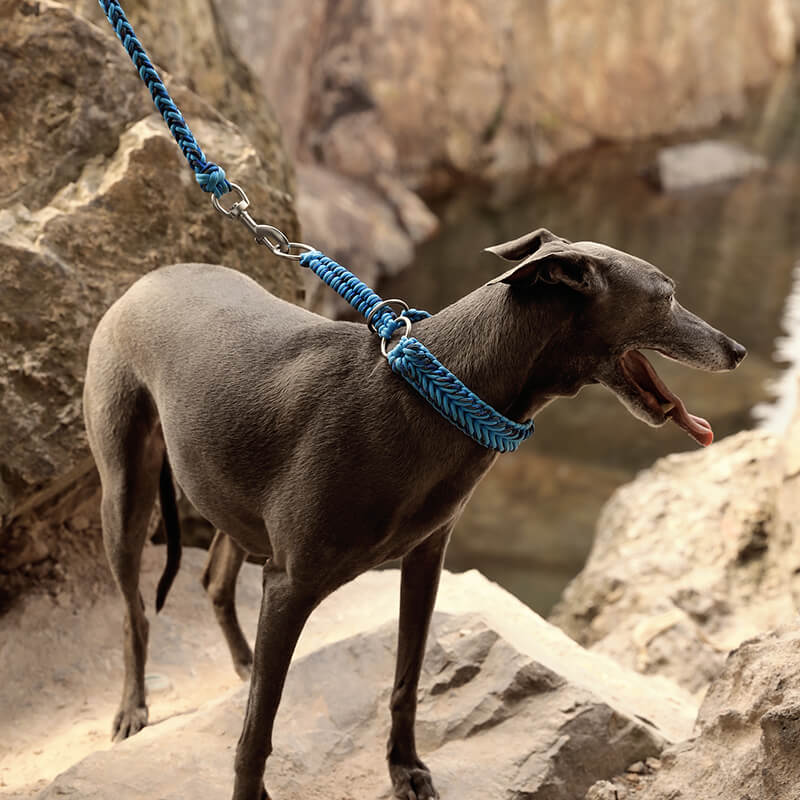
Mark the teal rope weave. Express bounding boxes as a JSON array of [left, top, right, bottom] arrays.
[[299, 251, 430, 338], [300, 251, 534, 452], [98, 0, 230, 198], [387, 339, 534, 453]]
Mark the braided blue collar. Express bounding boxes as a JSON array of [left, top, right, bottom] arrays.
[[99, 0, 533, 452], [300, 252, 534, 452]]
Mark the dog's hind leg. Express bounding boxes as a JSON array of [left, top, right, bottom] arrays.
[[201, 531, 253, 679], [85, 361, 164, 741], [387, 524, 452, 800]]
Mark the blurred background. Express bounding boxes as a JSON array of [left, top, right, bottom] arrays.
[[245, 0, 800, 613], [3, 0, 800, 614], [384, 79, 800, 612], [5, 1, 800, 794]]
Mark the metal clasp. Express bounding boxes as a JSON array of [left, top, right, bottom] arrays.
[[212, 181, 315, 261]]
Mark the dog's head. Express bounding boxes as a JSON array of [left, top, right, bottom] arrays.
[[486, 228, 746, 446]]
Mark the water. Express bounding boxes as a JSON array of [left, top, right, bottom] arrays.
[[379, 67, 800, 614]]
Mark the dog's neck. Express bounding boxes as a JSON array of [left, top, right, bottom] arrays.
[[411, 284, 581, 423]]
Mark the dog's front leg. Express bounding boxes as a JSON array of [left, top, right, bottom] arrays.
[[387, 524, 452, 800], [233, 562, 319, 800]]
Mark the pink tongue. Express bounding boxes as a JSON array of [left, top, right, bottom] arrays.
[[626, 351, 714, 448], [668, 404, 714, 447]]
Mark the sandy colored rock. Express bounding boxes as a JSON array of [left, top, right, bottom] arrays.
[[588, 628, 800, 800], [653, 140, 768, 191], [550, 430, 800, 693], [1, 552, 696, 797], [219, 0, 796, 190], [34, 603, 672, 800], [62, 0, 295, 198], [0, 1, 302, 533]]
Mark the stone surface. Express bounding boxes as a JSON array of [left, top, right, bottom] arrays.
[[37, 613, 670, 800], [220, 0, 796, 191], [0, 2, 302, 538], [296, 163, 437, 318], [652, 140, 768, 191], [587, 628, 800, 800], [32, 587, 679, 800], [1, 553, 696, 797], [550, 430, 800, 693], [63, 0, 438, 310], [62, 0, 295, 198]]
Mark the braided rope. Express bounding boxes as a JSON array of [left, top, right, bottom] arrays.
[[299, 252, 533, 452], [300, 252, 430, 338], [98, 0, 231, 198], [388, 338, 534, 452]]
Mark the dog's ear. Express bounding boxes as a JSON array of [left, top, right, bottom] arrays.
[[484, 228, 570, 262], [486, 245, 606, 295]]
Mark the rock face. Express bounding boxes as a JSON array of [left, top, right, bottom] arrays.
[[586, 628, 800, 800], [33, 559, 682, 800], [4, 555, 695, 797], [295, 163, 437, 318], [220, 0, 797, 191], [0, 2, 302, 586], [38, 613, 670, 800], [652, 140, 769, 191], [550, 430, 800, 693]]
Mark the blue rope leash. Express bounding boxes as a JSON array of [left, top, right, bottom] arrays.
[[98, 0, 230, 198], [99, 0, 533, 452], [301, 252, 534, 452]]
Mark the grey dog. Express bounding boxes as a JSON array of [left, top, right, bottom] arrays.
[[83, 228, 745, 799]]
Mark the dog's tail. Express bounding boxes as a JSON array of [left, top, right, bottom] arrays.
[[155, 454, 182, 613]]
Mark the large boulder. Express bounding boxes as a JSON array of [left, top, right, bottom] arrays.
[[219, 0, 796, 190], [587, 627, 800, 800], [63, 0, 438, 310], [62, 0, 295, 195], [651, 140, 768, 192], [3, 554, 696, 797], [551, 388, 800, 695], [0, 1, 303, 600], [21, 557, 696, 800]]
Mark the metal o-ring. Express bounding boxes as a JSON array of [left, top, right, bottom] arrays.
[[365, 299, 410, 334]]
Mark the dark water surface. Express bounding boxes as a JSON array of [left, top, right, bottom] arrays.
[[379, 67, 800, 614]]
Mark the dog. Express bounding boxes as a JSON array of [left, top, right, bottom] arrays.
[[83, 228, 746, 800]]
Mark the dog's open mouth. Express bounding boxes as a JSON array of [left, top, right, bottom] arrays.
[[619, 350, 713, 447]]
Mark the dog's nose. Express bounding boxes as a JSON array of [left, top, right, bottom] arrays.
[[730, 340, 747, 366]]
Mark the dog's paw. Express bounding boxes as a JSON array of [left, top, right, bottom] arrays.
[[233, 654, 254, 681], [111, 705, 148, 742], [389, 760, 439, 800]]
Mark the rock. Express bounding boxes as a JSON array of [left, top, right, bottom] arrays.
[[218, 0, 796, 190], [651, 140, 768, 191], [62, 0, 295, 198], [4, 554, 696, 795], [550, 430, 800, 693], [0, 2, 302, 534], [593, 628, 800, 800], [64, 0, 438, 309], [39, 613, 669, 800], [295, 163, 437, 318]]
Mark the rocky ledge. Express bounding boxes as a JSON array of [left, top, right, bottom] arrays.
[[11, 552, 691, 800]]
